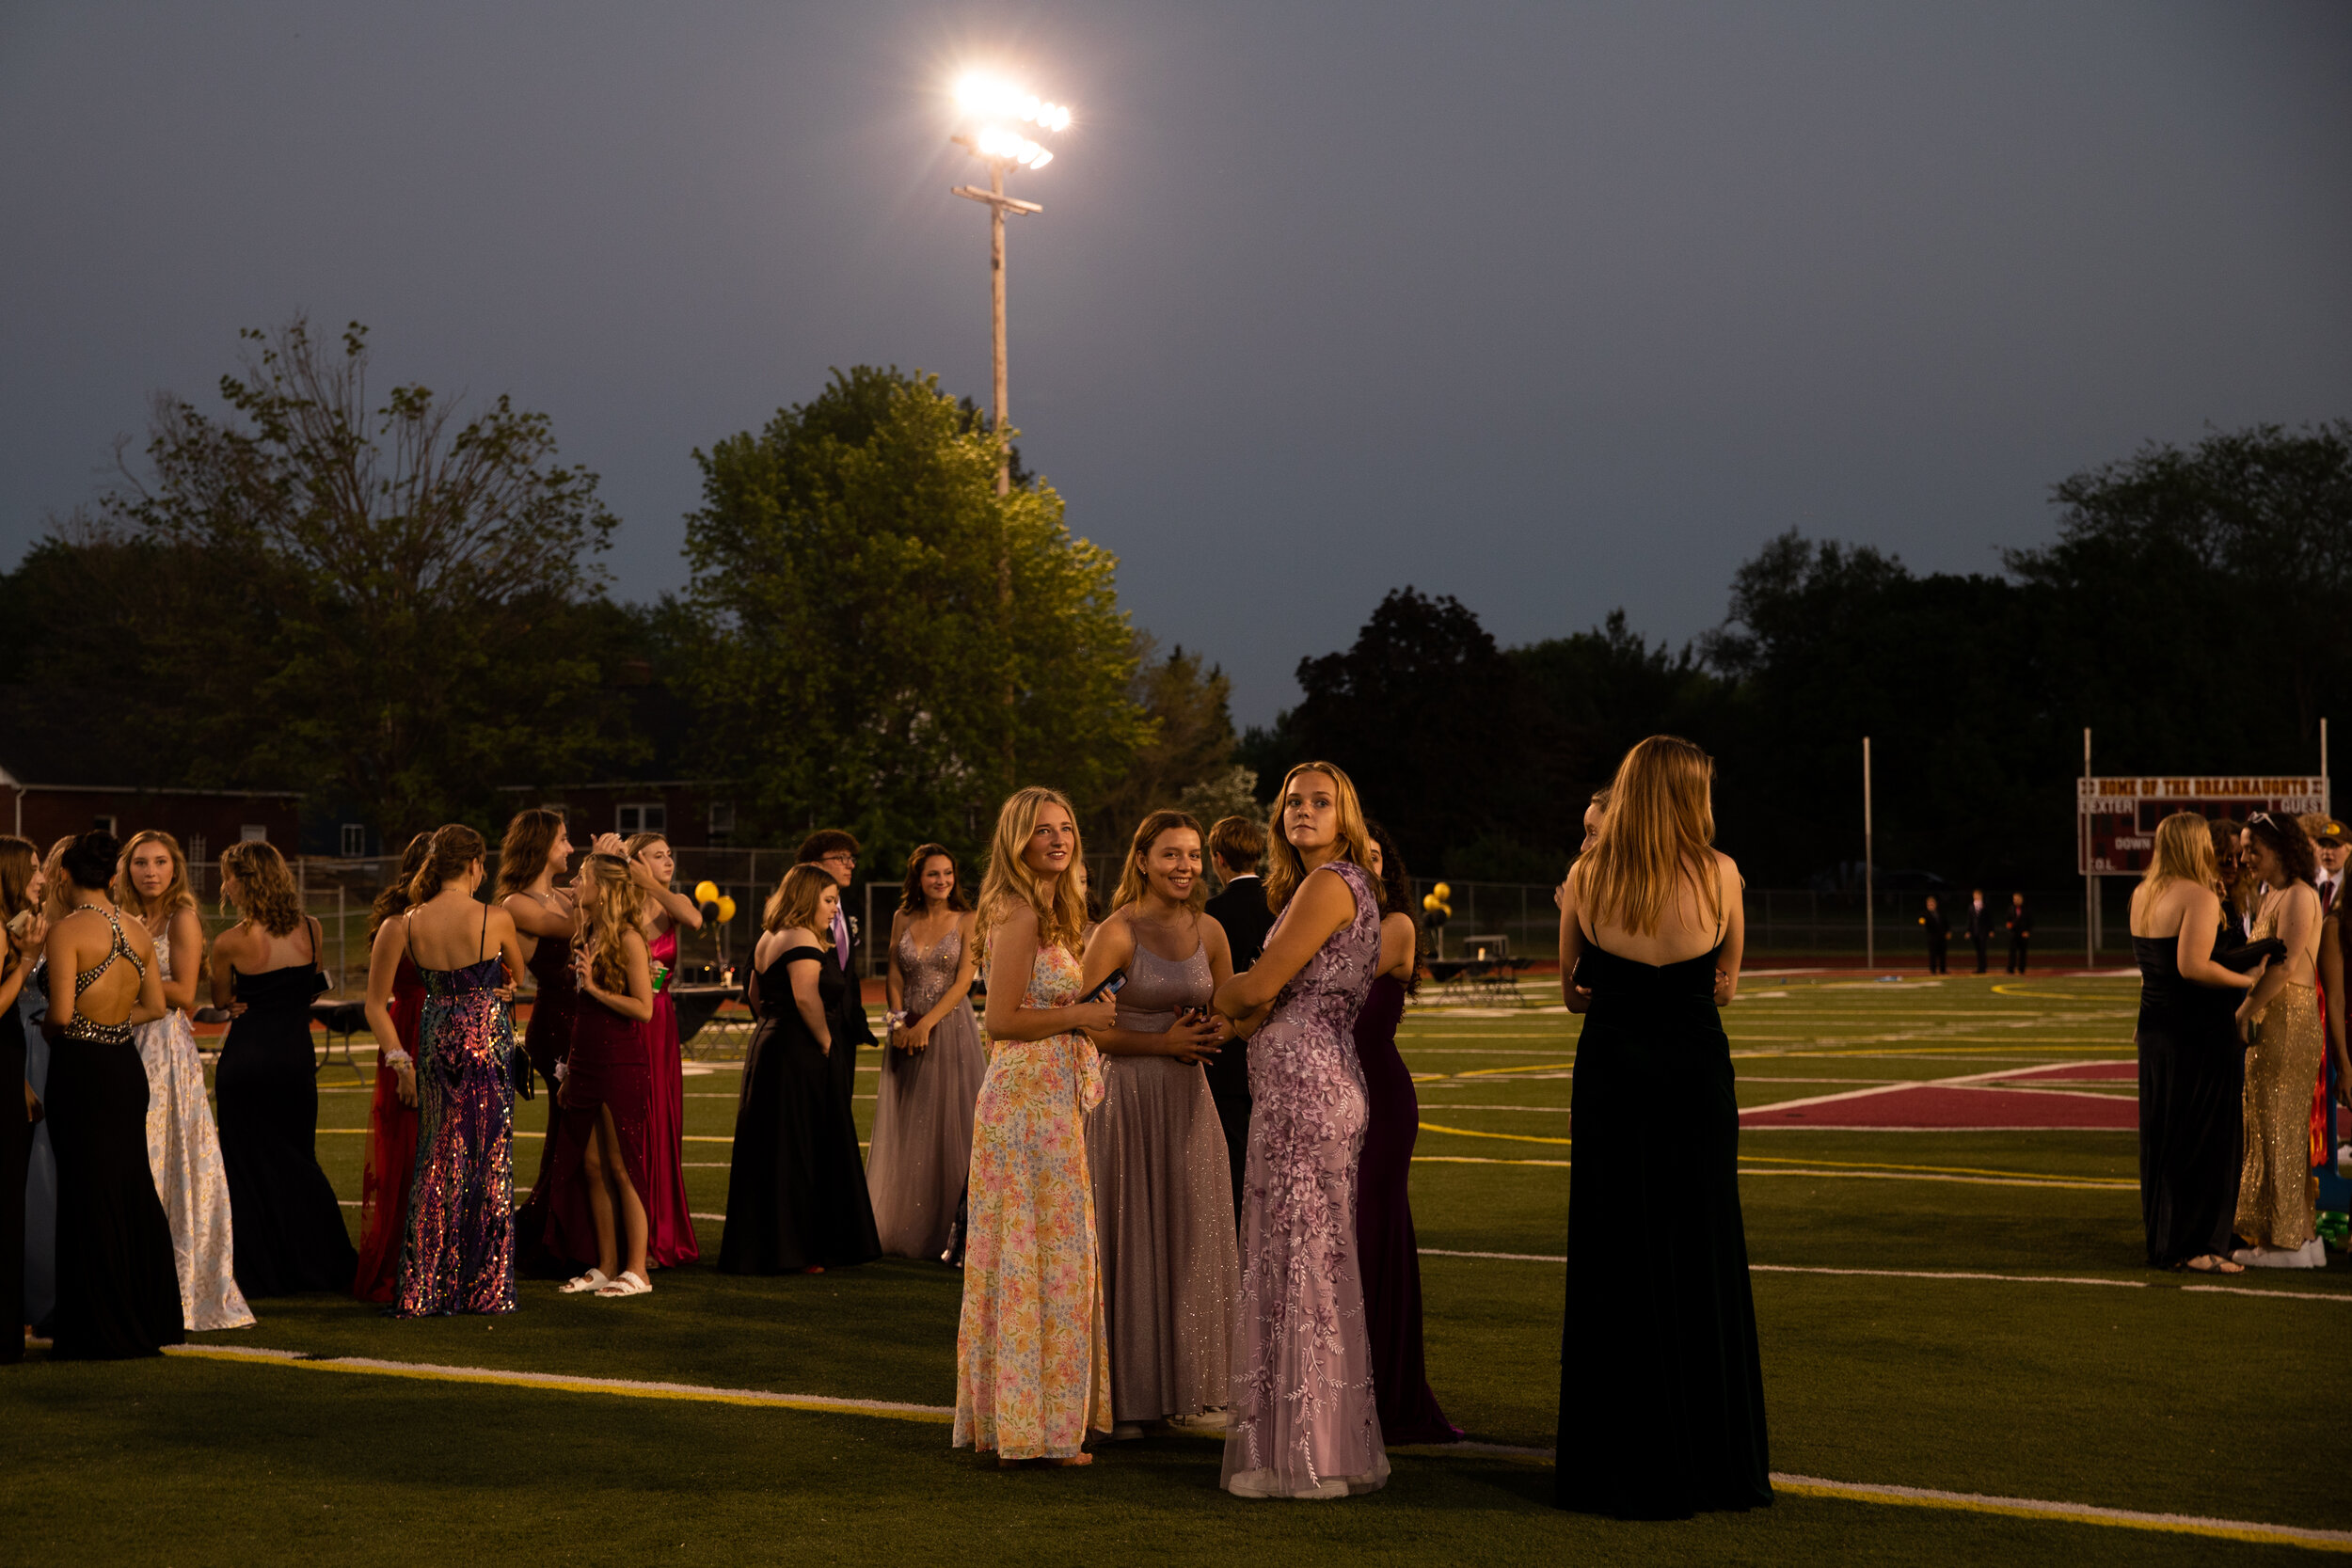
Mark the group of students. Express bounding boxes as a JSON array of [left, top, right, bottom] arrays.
[[2131, 810, 2350, 1275], [1917, 889, 2034, 974], [5, 732, 1777, 1522], [1, 830, 362, 1362]]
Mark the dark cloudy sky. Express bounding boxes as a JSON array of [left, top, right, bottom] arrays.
[[5, 2, 2347, 724]]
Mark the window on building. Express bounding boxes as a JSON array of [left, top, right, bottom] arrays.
[[240, 824, 267, 842], [341, 823, 366, 858], [91, 814, 117, 835], [708, 800, 736, 839], [617, 802, 666, 836]]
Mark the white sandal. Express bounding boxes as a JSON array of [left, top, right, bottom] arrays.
[[596, 1269, 652, 1297], [560, 1268, 612, 1294]]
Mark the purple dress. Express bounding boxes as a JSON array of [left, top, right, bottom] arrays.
[[1352, 973, 1459, 1444], [394, 954, 517, 1317], [1223, 860, 1390, 1498]]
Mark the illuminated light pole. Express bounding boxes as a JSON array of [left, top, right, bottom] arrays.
[[947, 74, 1070, 777]]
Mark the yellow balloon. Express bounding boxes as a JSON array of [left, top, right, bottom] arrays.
[[1421, 893, 1441, 911], [1433, 881, 1452, 900], [693, 879, 720, 906], [716, 895, 738, 923]]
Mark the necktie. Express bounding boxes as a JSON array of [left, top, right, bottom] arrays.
[[833, 904, 851, 970]]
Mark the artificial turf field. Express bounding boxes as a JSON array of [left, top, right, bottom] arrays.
[[6, 970, 2346, 1566]]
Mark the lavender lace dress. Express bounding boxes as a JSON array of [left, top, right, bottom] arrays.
[[1223, 860, 1390, 1499]]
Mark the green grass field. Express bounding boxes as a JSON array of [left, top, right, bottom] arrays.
[[6, 971, 2345, 1565]]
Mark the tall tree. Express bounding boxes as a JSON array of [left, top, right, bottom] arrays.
[[85, 316, 626, 840], [1084, 636, 1237, 842], [684, 366, 1146, 861]]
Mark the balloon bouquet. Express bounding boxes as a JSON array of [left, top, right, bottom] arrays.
[[1420, 880, 1453, 960], [691, 879, 740, 984]]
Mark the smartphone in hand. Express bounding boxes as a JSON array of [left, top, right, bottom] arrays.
[[1078, 969, 1127, 1005]]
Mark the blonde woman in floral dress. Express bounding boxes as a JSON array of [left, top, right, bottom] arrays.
[[953, 787, 1119, 1466]]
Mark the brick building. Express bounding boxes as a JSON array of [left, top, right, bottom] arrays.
[[0, 763, 302, 866]]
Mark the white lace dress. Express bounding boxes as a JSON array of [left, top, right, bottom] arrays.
[[133, 930, 255, 1331]]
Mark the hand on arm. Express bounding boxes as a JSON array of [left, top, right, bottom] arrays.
[[1213, 867, 1355, 1022], [984, 907, 1117, 1042], [1556, 868, 1592, 1014], [361, 917, 419, 1108]]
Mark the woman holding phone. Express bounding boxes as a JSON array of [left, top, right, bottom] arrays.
[[1079, 810, 1240, 1440]]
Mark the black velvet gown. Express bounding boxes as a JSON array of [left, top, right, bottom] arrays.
[[1556, 942, 1772, 1518], [2134, 923, 2246, 1267], [719, 946, 879, 1273], [217, 961, 358, 1295]]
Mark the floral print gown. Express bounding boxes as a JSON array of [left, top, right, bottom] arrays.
[[953, 941, 1112, 1459]]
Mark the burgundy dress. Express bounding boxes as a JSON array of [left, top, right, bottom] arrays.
[[353, 957, 427, 1302], [1351, 973, 1460, 1443], [541, 990, 654, 1269], [640, 927, 699, 1267]]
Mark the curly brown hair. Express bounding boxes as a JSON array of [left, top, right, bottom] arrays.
[[897, 843, 972, 914], [221, 840, 304, 936]]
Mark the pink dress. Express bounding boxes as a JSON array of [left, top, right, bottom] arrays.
[[641, 926, 699, 1267], [953, 941, 1111, 1459], [1223, 860, 1389, 1498]]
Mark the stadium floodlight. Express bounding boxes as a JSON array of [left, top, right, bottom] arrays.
[[946, 71, 1070, 498]]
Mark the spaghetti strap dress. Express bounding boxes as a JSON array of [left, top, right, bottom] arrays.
[[46, 905, 184, 1359], [394, 902, 517, 1317], [641, 926, 699, 1267], [1555, 941, 1772, 1518], [354, 955, 426, 1302], [541, 987, 654, 1269], [866, 925, 987, 1260], [2134, 922, 2245, 1266], [217, 931, 358, 1296]]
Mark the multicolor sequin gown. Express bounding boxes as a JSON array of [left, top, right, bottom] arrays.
[[394, 954, 517, 1316], [954, 940, 1112, 1459], [131, 930, 253, 1330], [1223, 861, 1390, 1499]]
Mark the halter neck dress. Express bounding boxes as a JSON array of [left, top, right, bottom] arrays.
[[46, 904, 184, 1358]]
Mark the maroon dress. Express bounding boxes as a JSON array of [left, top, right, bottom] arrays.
[[540, 990, 653, 1269], [353, 957, 426, 1302], [1350, 972, 1459, 1444]]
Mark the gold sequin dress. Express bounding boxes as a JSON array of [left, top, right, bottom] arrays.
[[2235, 904, 2322, 1249]]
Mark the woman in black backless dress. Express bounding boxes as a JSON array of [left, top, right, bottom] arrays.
[[41, 832, 184, 1359], [721, 865, 879, 1274], [2130, 813, 2260, 1271], [1553, 737, 1771, 1519], [211, 841, 358, 1296]]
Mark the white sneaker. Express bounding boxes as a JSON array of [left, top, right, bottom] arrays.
[[2233, 1243, 2324, 1269]]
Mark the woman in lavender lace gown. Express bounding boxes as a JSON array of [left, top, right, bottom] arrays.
[[871, 845, 984, 1261], [1211, 763, 1389, 1499]]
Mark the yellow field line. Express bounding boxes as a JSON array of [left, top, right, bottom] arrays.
[[1421, 1120, 1572, 1147], [158, 1348, 2348, 1549], [1772, 1474, 2352, 1553]]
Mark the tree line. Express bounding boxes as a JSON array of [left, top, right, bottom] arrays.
[[3, 316, 2343, 889]]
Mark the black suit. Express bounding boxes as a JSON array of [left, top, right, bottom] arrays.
[[1919, 908, 1950, 974], [1964, 902, 1995, 974], [1203, 873, 1275, 1220], [827, 903, 875, 1115], [2005, 904, 2033, 974]]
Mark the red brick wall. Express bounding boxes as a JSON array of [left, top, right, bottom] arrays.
[[8, 787, 301, 860]]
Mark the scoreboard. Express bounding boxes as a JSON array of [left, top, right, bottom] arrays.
[[2078, 775, 2330, 876]]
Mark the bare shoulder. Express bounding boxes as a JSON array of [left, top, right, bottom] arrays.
[[992, 902, 1041, 945]]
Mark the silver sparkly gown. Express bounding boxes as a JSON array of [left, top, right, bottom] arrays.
[[1088, 936, 1239, 1423], [866, 925, 987, 1259], [130, 931, 253, 1331], [1223, 860, 1389, 1498]]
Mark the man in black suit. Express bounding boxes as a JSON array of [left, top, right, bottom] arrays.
[[1964, 889, 1995, 974], [2005, 892, 2032, 974], [1918, 895, 1950, 974], [799, 830, 875, 1116], [1202, 815, 1272, 1222]]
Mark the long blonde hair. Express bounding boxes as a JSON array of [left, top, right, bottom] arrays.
[[763, 863, 837, 946], [1111, 810, 1208, 913], [977, 786, 1089, 954], [1263, 762, 1374, 913], [113, 830, 196, 921], [2141, 812, 2220, 898], [1576, 736, 1724, 938], [577, 855, 652, 993]]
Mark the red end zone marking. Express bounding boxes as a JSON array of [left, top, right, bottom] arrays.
[[1740, 1058, 2137, 1130], [1990, 1060, 2137, 1083]]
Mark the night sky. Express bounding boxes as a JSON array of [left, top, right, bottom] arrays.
[[5, 2, 2347, 723]]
